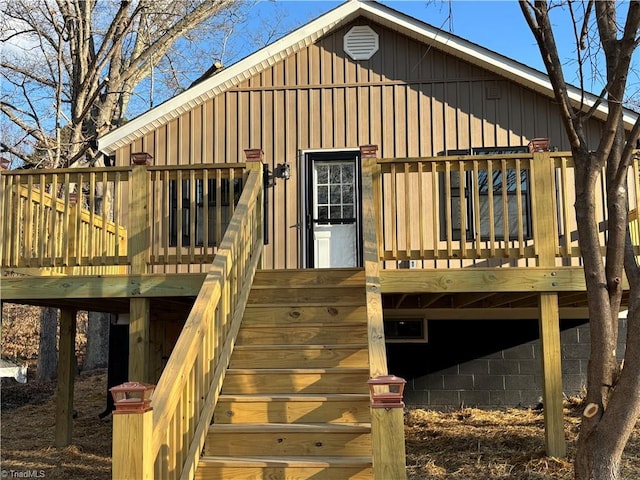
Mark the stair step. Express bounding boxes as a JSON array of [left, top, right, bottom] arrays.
[[195, 456, 373, 480], [215, 393, 371, 424], [218, 394, 371, 402], [248, 286, 365, 306], [237, 325, 368, 345], [252, 268, 365, 288], [242, 305, 367, 325], [230, 345, 369, 369], [199, 455, 373, 467], [206, 422, 371, 453], [205, 423, 371, 456], [210, 422, 372, 433], [221, 368, 371, 395]]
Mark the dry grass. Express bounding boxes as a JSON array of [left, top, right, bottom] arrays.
[[1, 368, 111, 480], [405, 401, 640, 480]]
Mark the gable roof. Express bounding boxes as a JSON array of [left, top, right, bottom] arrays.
[[98, 0, 638, 155]]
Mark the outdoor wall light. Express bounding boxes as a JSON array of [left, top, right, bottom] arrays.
[[274, 163, 291, 180]]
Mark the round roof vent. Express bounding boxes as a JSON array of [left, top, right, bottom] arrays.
[[344, 25, 379, 61]]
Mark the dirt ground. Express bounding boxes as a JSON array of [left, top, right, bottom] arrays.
[[2, 304, 639, 479], [1, 368, 112, 480]]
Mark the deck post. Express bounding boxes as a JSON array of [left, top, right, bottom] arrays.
[[531, 148, 567, 457], [244, 150, 265, 267], [111, 382, 154, 480], [369, 376, 408, 480], [362, 150, 408, 480], [55, 308, 77, 447], [128, 158, 151, 382]]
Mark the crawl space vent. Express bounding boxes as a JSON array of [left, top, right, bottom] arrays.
[[344, 25, 379, 60]]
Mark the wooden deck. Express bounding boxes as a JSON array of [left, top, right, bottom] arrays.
[[1, 151, 639, 478]]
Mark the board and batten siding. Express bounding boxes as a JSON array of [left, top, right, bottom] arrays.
[[113, 18, 604, 270]]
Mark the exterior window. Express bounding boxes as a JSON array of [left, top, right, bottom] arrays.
[[169, 177, 242, 247], [475, 168, 530, 239], [441, 147, 532, 241], [384, 316, 428, 343]]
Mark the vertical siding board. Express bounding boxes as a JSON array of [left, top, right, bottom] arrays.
[[298, 48, 309, 86], [155, 127, 167, 166], [133, 138, 143, 155], [446, 83, 458, 150], [250, 90, 262, 150], [507, 84, 523, 146], [308, 45, 321, 149], [431, 84, 445, 155], [238, 91, 249, 160], [407, 87, 419, 157], [310, 86, 321, 148], [346, 86, 358, 147], [297, 89, 309, 151], [143, 132, 156, 162], [286, 88, 299, 269], [483, 84, 496, 146], [322, 87, 333, 147], [168, 119, 178, 165], [469, 82, 484, 148], [214, 96, 225, 162], [227, 91, 238, 162], [180, 112, 190, 164], [419, 84, 432, 156], [357, 86, 368, 146], [457, 82, 471, 150], [496, 83, 510, 145], [203, 100, 213, 164], [192, 107, 203, 164], [394, 85, 407, 157], [371, 85, 382, 154]]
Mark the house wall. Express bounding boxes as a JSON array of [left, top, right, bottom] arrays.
[[112, 17, 606, 270], [389, 318, 628, 410]]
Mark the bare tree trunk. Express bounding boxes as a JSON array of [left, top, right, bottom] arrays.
[[36, 307, 58, 381], [83, 312, 110, 371]]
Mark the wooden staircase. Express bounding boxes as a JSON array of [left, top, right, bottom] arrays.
[[196, 268, 373, 480]]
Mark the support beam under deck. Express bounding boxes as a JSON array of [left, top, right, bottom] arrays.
[[55, 308, 76, 447]]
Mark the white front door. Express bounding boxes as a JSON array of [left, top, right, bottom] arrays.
[[305, 152, 362, 268]]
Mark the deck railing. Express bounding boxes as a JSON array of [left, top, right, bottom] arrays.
[[2, 153, 637, 275], [0, 168, 129, 273], [111, 164, 264, 479], [0, 164, 246, 274], [377, 152, 640, 268]]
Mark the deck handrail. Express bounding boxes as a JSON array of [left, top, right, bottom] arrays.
[[142, 164, 262, 479]]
